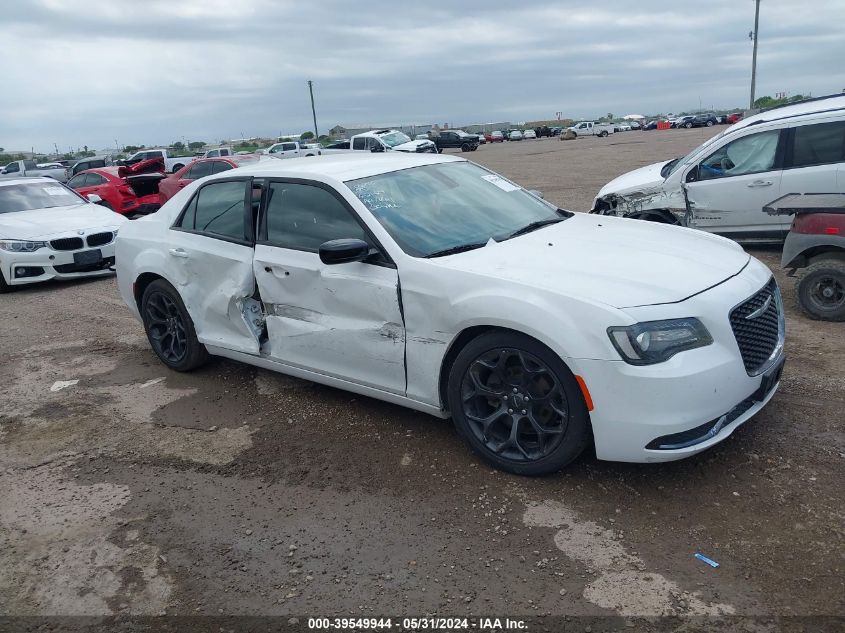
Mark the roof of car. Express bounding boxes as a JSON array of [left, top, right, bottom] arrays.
[[735, 93, 845, 131], [0, 176, 61, 187], [233, 153, 465, 182]]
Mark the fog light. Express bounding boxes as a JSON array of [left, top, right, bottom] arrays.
[[15, 266, 45, 278]]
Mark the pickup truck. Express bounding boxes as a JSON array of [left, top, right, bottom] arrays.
[[120, 149, 195, 173], [323, 129, 436, 154], [429, 130, 480, 152], [198, 147, 234, 158], [0, 159, 68, 182], [264, 141, 322, 159], [567, 122, 614, 138]]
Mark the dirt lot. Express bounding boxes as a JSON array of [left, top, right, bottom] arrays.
[[1, 128, 843, 629]]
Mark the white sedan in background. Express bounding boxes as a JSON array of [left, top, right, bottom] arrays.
[[1, 178, 126, 291], [523, 129, 537, 139], [116, 154, 784, 475]]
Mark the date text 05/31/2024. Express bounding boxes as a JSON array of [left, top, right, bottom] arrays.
[[307, 617, 527, 630]]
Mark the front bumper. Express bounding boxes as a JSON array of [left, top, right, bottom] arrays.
[[1, 240, 117, 286], [570, 261, 784, 463]]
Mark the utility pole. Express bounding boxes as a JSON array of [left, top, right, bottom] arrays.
[[749, 0, 761, 109], [308, 80, 319, 139]]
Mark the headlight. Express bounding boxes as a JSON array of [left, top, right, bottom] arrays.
[[607, 318, 712, 365], [0, 240, 47, 253]]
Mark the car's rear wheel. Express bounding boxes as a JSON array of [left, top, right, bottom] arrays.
[[796, 260, 845, 321], [685, 122, 693, 129], [706, 120, 714, 127], [141, 279, 209, 370], [172, 164, 184, 172], [461, 143, 470, 152], [599, 131, 608, 137], [448, 332, 590, 475]]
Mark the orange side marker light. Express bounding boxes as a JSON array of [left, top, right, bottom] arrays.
[[575, 375, 594, 411]]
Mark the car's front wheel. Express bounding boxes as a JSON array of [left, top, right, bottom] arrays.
[[141, 279, 209, 370], [448, 332, 590, 475]]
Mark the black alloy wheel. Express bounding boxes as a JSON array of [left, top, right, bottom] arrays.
[[448, 332, 590, 475], [141, 279, 209, 370]]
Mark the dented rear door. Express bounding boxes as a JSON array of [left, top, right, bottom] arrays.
[[253, 180, 406, 394]]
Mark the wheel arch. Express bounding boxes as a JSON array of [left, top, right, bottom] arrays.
[[626, 208, 681, 225], [437, 325, 591, 416], [133, 271, 167, 310]]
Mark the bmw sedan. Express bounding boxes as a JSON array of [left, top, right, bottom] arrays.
[[1, 178, 126, 291], [115, 154, 784, 475]]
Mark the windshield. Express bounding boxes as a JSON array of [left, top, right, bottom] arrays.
[[347, 162, 567, 257], [379, 132, 412, 148], [0, 182, 84, 214], [666, 128, 732, 176]]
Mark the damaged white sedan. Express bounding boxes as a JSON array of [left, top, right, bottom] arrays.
[[116, 154, 784, 475]]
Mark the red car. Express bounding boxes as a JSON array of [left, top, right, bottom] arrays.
[[487, 131, 505, 143], [67, 157, 165, 217], [727, 112, 744, 124], [157, 156, 258, 204]]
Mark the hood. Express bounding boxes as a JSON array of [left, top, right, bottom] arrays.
[[393, 139, 435, 152], [597, 160, 671, 197], [0, 204, 126, 240], [432, 213, 749, 308]]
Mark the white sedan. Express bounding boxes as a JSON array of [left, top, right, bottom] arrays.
[[522, 129, 537, 139], [1, 178, 126, 291], [115, 154, 784, 475]]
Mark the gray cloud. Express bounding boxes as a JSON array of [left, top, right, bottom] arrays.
[[3, 0, 844, 151]]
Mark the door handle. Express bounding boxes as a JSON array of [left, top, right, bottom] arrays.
[[747, 180, 773, 187], [168, 248, 189, 258]]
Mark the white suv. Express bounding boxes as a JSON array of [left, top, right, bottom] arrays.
[[592, 94, 845, 242]]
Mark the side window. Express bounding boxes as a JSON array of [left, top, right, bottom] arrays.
[[6, 162, 20, 173], [791, 121, 845, 168], [283, 143, 297, 151], [206, 150, 219, 158], [352, 137, 366, 150], [87, 173, 108, 186], [180, 180, 247, 241], [67, 174, 87, 188], [186, 161, 214, 180], [211, 161, 234, 174], [698, 130, 780, 180], [264, 182, 368, 252]]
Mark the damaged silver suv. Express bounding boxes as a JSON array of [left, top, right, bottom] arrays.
[[591, 94, 845, 243]]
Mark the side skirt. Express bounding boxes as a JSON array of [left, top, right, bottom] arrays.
[[205, 345, 448, 419]]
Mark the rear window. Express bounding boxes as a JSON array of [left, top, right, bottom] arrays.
[[791, 121, 845, 168]]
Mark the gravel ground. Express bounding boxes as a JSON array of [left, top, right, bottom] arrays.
[[1, 128, 843, 629]]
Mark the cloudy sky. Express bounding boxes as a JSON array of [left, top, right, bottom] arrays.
[[3, 0, 845, 152]]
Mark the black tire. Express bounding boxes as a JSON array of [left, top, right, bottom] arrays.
[[706, 120, 714, 127], [0, 272, 10, 293], [599, 131, 608, 138], [461, 143, 470, 152], [447, 331, 590, 476], [685, 122, 693, 129], [796, 260, 845, 321], [437, 147, 443, 154], [172, 163, 184, 172], [97, 201, 114, 211], [141, 279, 209, 371]]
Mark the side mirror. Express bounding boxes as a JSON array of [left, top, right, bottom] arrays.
[[370, 144, 385, 153], [319, 238, 370, 265], [528, 189, 544, 199], [86, 194, 103, 204]]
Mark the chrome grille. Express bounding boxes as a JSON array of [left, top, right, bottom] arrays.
[[49, 237, 84, 251], [729, 278, 783, 375]]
